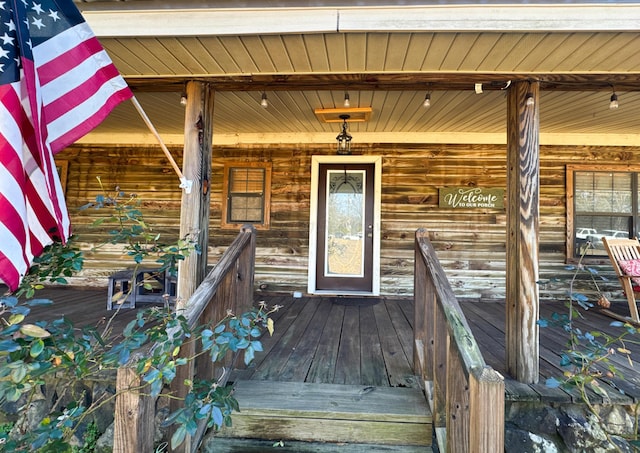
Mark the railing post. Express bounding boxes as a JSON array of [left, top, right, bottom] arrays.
[[414, 229, 428, 381], [446, 348, 469, 453], [113, 367, 155, 453], [469, 366, 505, 453], [414, 228, 504, 453]]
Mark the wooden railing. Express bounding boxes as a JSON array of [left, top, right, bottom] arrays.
[[413, 228, 504, 453], [113, 225, 257, 453]]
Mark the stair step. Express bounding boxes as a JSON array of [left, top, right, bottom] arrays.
[[202, 438, 433, 452], [217, 380, 432, 446]]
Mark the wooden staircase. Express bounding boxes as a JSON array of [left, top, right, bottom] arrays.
[[214, 380, 432, 449]]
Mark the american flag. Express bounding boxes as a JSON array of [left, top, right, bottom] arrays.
[[0, 0, 132, 291]]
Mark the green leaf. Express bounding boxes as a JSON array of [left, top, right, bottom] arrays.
[[4, 387, 22, 402], [545, 377, 560, 388], [30, 339, 45, 358], [0, 340, 21, 353], [171, 425, 187, 449], [8, 313, 25, 325], [244, 346, 255, 365], [26, 298, 53, 307], [20, 324, 51, 338], [143, 368, 160, 383], [186, 419, 198, 436], [10, 364, 28, 383]]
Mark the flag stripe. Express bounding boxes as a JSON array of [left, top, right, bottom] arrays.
[[33, 19, 95, 67], [0, 183, 29, 261], [0, 249, 23, 292], [37, 31, 104, 85], [44, 64, 123, 123]]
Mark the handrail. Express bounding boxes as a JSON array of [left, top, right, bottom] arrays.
[[113, 225, 257, 453], [413, 228, 504, 453]]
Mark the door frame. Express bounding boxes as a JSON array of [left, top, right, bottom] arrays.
[[308, 155, 381, 295]]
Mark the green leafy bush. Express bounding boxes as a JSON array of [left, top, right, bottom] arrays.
[[539, 242, 640, 450], [0, 182, 275, 451]]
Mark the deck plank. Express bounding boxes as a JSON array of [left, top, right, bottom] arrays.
[[372, 302, 416, 387], [277, 298, 333, 382], [334, 305, 361, 385], [232, 295, 299, 380], [306, 303, 345, 384], [251, 298, 321, 381], [360, 305, 388, 387], [385, 298, 415, 364]]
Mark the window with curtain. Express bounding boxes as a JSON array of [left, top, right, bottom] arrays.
[[222, 162, 271, 229], [568, 165, 638, 259]]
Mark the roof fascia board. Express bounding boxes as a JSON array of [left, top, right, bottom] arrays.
[[81, 5, 640, 37], [83, 8, 339, 37], [339, 5, 640, 32]]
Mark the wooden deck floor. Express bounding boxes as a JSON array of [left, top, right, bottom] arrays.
[[464, 298, 640, 404], [14, 286, 142, 341], [231, 295, 418, 388], [10, 287, 640, 404]]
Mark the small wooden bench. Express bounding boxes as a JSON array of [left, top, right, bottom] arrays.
[[107, 267, 177, 310], [602, 236, 640, 322]]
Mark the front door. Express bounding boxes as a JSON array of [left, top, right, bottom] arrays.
[[315, 163, 375, 292]]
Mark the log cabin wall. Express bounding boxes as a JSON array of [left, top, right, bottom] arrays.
[[56, 143, 640, 300]]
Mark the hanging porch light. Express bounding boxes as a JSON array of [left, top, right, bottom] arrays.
[[336, 114, 352, 154]]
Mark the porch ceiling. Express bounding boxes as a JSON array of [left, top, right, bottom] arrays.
[[74, 1, 640, 145]]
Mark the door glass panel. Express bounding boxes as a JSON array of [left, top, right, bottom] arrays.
[[324, 169, 365, 277]]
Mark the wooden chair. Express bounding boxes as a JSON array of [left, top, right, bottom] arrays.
[[602, 237, 640, 322]]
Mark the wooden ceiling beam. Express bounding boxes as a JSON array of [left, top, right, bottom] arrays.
[[126, 73, 640, 93]]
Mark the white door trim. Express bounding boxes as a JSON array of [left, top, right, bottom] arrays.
[[308, 155, 381, 296]]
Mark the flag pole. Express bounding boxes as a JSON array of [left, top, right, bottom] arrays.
[[130, 96, 193, 194]]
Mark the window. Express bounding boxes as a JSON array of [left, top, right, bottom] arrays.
[[567, 165, 639, 260], [221, 162, 271, 229]]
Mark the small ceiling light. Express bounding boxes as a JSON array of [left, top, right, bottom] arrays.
[[343, 91, 350, 108], [260, 92, 268, 108], [336, 114, 352, 155], [180, 92, 187, 106], [475, 83, 483, 94], [525, 92, 535, 107], [423, 92, 431, 108], [609, 92, 619, 110]]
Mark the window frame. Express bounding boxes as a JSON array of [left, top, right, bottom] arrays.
[[566, 164, 640, 263], [221, 161, 272, 230]]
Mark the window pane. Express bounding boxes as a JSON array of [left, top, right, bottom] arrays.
[[230, 168, 265, 194], [574, 214, 631, 257], [229, 195, 263, 223], [575, 172, 631, 213]]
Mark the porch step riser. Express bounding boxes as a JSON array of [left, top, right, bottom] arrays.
[[218, 380, 432, 446], [220, 412, 432, 446]]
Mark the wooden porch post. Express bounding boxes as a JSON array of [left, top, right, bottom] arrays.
[[177, 80, 214, 297], [172, 80, 214, 453], [505, 80, 540, 383]]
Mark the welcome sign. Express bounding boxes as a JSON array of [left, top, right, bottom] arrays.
[[439, 187, 504, 209]]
